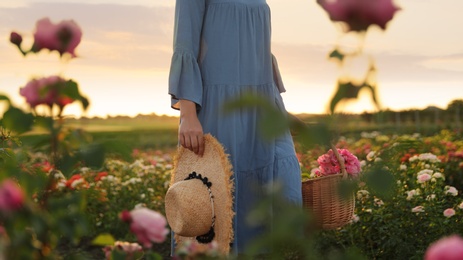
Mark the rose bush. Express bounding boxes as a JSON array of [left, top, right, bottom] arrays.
[[301, 130, 463, 259]]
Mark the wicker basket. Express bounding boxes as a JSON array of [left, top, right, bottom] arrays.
[[301, 146, 355, 230]]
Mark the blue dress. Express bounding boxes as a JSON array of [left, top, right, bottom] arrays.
[[168, 0, 302, 254]]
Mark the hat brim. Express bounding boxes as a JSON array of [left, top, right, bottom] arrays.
[[169, 134, 234, 255]]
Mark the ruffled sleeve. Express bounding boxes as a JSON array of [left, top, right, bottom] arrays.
[[271, 54, 286, 93], [168, 0, 206, 110]]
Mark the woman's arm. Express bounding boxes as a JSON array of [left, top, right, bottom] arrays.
[[178, 100, 204, 156], [168, 0, 207, 156]]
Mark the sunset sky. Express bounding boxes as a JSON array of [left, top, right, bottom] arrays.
[[1, 0, 462, 118]]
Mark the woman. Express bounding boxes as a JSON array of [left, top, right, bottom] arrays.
[[168, 0, 302, 254]]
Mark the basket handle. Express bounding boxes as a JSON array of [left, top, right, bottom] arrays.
[[331, 144, 348, 179]]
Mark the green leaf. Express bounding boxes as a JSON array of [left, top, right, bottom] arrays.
[[79, 143, 105, 168], [79, 95, 90, 110], [289, 115, 331, 147], [0, 94, 11, 104], [61, 80, 90, 110], [223, 93, 291, 140], [35, 116, 54, 131], [2, 106, 34, 134], [145, 252, 162, 260], [329, 48, 345, 62], [329, 81, 362, 114], [91, 233, 115, 246], [62, 80, 80, 99], [112, 250, 128, 260], [364, 166, 396, 199]]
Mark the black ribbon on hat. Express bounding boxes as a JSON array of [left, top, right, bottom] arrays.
[[184, 171, 216, 244]]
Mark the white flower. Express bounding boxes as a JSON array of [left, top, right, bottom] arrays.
[[351, 214, 360, 223], [458, 202, 463, 210], [357, 190, 370, 200], [412, 206, 425, 213], [80, 167, 91, 173], [374, 198, 384, 206], [409, 155, 419, 162], [418, 153, 440, 163], [360, 160, 367, 167], [426, 194, 436, 201], [417, 169, 433, 176], [53, 171, 65, 179], [140, 193, 146, 199], [374, 157, 382, 162], [399, 164, 407, 171], [424, 164, 430, 169], [445, 186, 459, 196], [71, 178, 84, 188], [56, 181, 66, 190], [433, 172, 444, 179], [366, 151, 376, 161], [406, 190, 418, 200]]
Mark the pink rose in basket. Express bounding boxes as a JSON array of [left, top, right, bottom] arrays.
[[317, 148, 361, 177]]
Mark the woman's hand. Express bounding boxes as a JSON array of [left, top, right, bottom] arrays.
[[178, 100, 205, 156]]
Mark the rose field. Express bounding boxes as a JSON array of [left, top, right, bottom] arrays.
[[1, 118, 463, 259], [2, 1, 463, 259]]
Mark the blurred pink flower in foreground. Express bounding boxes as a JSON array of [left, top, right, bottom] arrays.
[[121, 207, 169, 248], [0, 179, 25, 212], [317, 0, 400, 32], [33, 17, 82, 57], [19, 75, 76, 108], [425, 235, 463, 260]]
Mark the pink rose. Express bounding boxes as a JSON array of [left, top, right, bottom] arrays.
[[411, 206, 425, 213], [0, 179, 25, 212], [19, 76, 76, 108], [417, 173, 432, 183], [317, 0, 400, 32], [121, 208, 169, 248], [443, 208, 456, 218], [317, 149, 361, 177], [20, 78, 54, 107], [425, 235, 463, 260], [445, 186, 459, 196], [33, 18, 82, 57]]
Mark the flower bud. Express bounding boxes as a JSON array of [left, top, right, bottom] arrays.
[[9, 32, 23, 46]]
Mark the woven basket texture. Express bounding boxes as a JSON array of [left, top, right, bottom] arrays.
[[302, 173, 355, 230]]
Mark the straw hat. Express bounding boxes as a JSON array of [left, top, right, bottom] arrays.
[[165, 134, 234, 255]]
